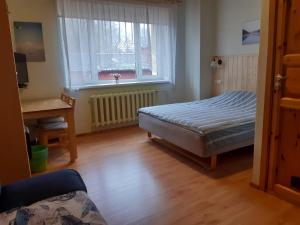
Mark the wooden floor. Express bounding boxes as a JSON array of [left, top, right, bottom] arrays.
[[46, 126, 300, 225]]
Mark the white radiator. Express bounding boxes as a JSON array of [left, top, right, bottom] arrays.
[[90, 90, 158, 128]]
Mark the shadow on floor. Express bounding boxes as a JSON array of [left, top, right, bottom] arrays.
[[148, 138, 253, 179]]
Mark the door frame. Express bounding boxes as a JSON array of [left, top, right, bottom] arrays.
[[259, 0, 300, 204], [257, 0, 278, 191], [263, 0, 300, 205]]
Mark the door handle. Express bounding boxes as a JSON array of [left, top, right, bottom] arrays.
[[275, 74, 288, 81], [274, 74, 288, 91]]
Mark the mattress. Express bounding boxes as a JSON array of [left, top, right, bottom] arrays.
[[138, 91, 256, 152]]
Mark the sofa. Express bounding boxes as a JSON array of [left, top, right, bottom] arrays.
[[0, 169, 107, 225]]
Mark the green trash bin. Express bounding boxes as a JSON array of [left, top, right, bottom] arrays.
[[30, 145, 48, 173]]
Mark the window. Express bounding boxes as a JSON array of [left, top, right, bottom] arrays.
[[57, 0, 177, 88]]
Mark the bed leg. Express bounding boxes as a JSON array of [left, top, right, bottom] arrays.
[[147, 132, 152, 138], [210, 155, 217, 170]]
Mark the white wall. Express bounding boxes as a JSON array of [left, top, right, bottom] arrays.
[[8, 0, 186, 134], [185, 0, 201, 101], [200, 0, 215, 99], [215, 0, 261, 55], [185, 0, 215, 101], [9, 0, 64, 99]]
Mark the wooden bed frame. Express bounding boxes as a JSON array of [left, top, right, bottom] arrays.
[[141, 54, 258, 170]]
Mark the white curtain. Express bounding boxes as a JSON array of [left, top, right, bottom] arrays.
[[57, 0, 177, 88]]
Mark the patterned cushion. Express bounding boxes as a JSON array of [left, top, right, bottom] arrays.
[[0, 191, 107, 225]]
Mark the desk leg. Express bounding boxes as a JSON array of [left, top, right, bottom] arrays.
[[67, 109, 77, 162]]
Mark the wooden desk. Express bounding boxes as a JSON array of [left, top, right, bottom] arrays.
[[21, 98, 77, 162]]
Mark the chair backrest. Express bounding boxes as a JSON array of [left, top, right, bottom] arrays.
[[61, 93, 76, 108]]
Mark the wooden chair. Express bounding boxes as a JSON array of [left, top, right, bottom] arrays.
[[38, 94, 75, 124], [38, 94, 76, 149]]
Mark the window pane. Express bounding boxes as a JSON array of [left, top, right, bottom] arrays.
[[97, 21, 137, 81], [139, 24, 157, 78], [60, 16, 169, 87]]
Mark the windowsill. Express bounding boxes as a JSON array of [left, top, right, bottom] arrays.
[[74, 80, 171, 90]]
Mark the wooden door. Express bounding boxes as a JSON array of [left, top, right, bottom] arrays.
[[268, 0, 300, 203], [0, 0, 31, 184]]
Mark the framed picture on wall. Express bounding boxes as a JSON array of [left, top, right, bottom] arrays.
[[242, 20, 260, 45], [14, 22, 46, 62]]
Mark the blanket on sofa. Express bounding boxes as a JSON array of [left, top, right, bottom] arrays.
[[0, 191, 106, 225]]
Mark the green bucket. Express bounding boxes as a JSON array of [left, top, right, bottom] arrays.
[[30, 145, 48, 173]]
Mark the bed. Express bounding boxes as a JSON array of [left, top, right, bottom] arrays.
[[138, 91, 256, 169]]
